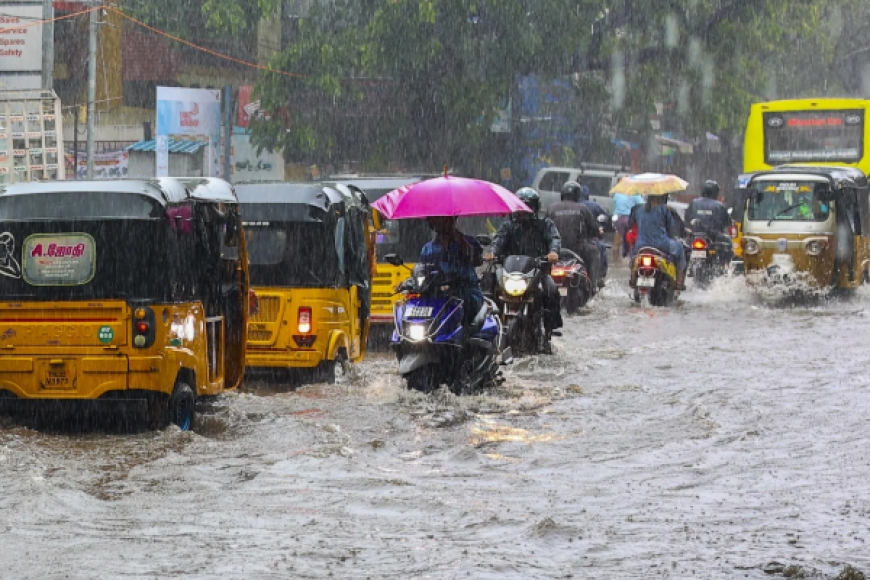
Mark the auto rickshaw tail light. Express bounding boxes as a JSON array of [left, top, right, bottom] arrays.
[[692, 239, 707, 250], [297, 306, 312, 334], [132, 305, 156, 348]]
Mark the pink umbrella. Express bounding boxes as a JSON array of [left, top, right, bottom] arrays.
[[371, 175, 532, 219]]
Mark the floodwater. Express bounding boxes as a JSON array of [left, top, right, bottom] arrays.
[[2, 264, 870, 579]]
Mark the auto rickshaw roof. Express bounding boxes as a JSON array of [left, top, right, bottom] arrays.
[[329, 176, 423, 201], [750, 165, 868, 189], [236, 181, 372, 210], [0, 177, 239, 206]]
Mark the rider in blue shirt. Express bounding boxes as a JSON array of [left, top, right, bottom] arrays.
[[633, 192, 688, 290], [419, 216, 484, 322]]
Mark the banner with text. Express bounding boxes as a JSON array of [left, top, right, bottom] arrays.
[[0, 2, 43, 89]]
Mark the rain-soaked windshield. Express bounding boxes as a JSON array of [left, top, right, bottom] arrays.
[[748, 181, 831, 222], [245, 222, 341, 286]]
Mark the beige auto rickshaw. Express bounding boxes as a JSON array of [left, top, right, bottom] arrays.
[[740, 165, 870, 293]]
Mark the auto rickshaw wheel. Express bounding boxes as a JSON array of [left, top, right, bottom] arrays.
[[168, 382, 196, 431]]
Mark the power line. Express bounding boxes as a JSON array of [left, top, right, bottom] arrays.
[[105, 6, 305, 79]]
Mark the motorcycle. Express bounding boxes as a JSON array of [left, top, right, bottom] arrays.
[[630, 246, 681, 306], [687, 222, 738, 288], [550, 249, 592, 314], [385, 254, 509, 394], [495, 255, 553, 355]]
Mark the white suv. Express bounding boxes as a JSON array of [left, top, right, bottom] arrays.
[[531, 165, 631, 213]]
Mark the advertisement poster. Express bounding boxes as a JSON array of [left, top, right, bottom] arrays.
[[155, 87, 222, 178], [23, 233, 95, 286]]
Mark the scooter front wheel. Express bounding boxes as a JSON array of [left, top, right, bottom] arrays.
[[405, 366, 437, 393]]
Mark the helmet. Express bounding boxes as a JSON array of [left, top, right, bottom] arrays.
[[560, 180, 583, 202], [515, 187, 540, 214], [702, 180, 720, 199]]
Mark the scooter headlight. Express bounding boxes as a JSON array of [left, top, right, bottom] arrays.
[[406, 323, 428, 342], [503, 275, 528, 297]]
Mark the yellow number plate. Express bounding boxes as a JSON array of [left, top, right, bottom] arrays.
[[41, 361, 76, 390]]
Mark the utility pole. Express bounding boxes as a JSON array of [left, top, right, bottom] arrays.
[[86, 4, 98, 179], [41, 0, 54, 89]]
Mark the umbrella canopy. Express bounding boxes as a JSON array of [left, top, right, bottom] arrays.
[[610, 173, 689, 197], [371, 176, 531, 219]]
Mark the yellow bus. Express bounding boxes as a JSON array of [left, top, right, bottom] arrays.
[[744, 98, 870, 174]]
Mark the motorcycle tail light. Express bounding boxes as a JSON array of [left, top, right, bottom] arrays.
[[641, 255, 654, 268], [729, 224, 738, 238], [692, 239, 707, 250], [551, 268, 566, 277]]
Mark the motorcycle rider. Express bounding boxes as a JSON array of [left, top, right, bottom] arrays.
[[577, 184, 612, 286], [633, 191, 688, 290], [484, 187, 563, 339], [547, 181, 603, 291], [683, 180, 733, 262], [419, 216, 484, 324]]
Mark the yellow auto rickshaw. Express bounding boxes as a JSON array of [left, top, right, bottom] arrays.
[[333, 177, 426, 325], [238, 182, 378, 382], [740, 165, 870, 292], [0, 178, 251, 430]]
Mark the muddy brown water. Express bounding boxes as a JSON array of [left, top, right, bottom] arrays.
[[2, 265, 870, 579]]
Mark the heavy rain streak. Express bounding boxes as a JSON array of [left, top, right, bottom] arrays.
[[2, 0, 870, 578]]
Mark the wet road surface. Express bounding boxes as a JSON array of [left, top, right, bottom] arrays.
[[2, 264, 870, 579]]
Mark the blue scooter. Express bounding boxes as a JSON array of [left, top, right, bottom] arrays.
[[385, 253, 510, 394]]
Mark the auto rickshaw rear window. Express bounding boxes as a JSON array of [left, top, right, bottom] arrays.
[[0, 191, 161, 220], [375, 219, 432, 263], [245, 222, 341, 287]]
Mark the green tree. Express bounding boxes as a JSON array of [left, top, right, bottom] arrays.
[[240, 0, 838, 173]]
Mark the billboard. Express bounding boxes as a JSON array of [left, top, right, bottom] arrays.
[[0, 2, 43, 90], [155, 86, 222, 177]]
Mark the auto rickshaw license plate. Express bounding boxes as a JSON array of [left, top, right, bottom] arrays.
[[41, 360, 76, 390], [637, 277, 655, 288], [558, 287, 568, 297], [691, 250, 706, 259]]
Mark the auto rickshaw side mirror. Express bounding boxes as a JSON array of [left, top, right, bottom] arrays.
[[476, 234, 493, 246], [384, 254, 403, 267]]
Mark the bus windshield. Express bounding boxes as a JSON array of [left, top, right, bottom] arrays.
[[747, 181, 831, 222], [763, 110, 864, 164]]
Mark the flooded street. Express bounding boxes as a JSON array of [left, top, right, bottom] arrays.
[[3, 264, 870, 579]]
